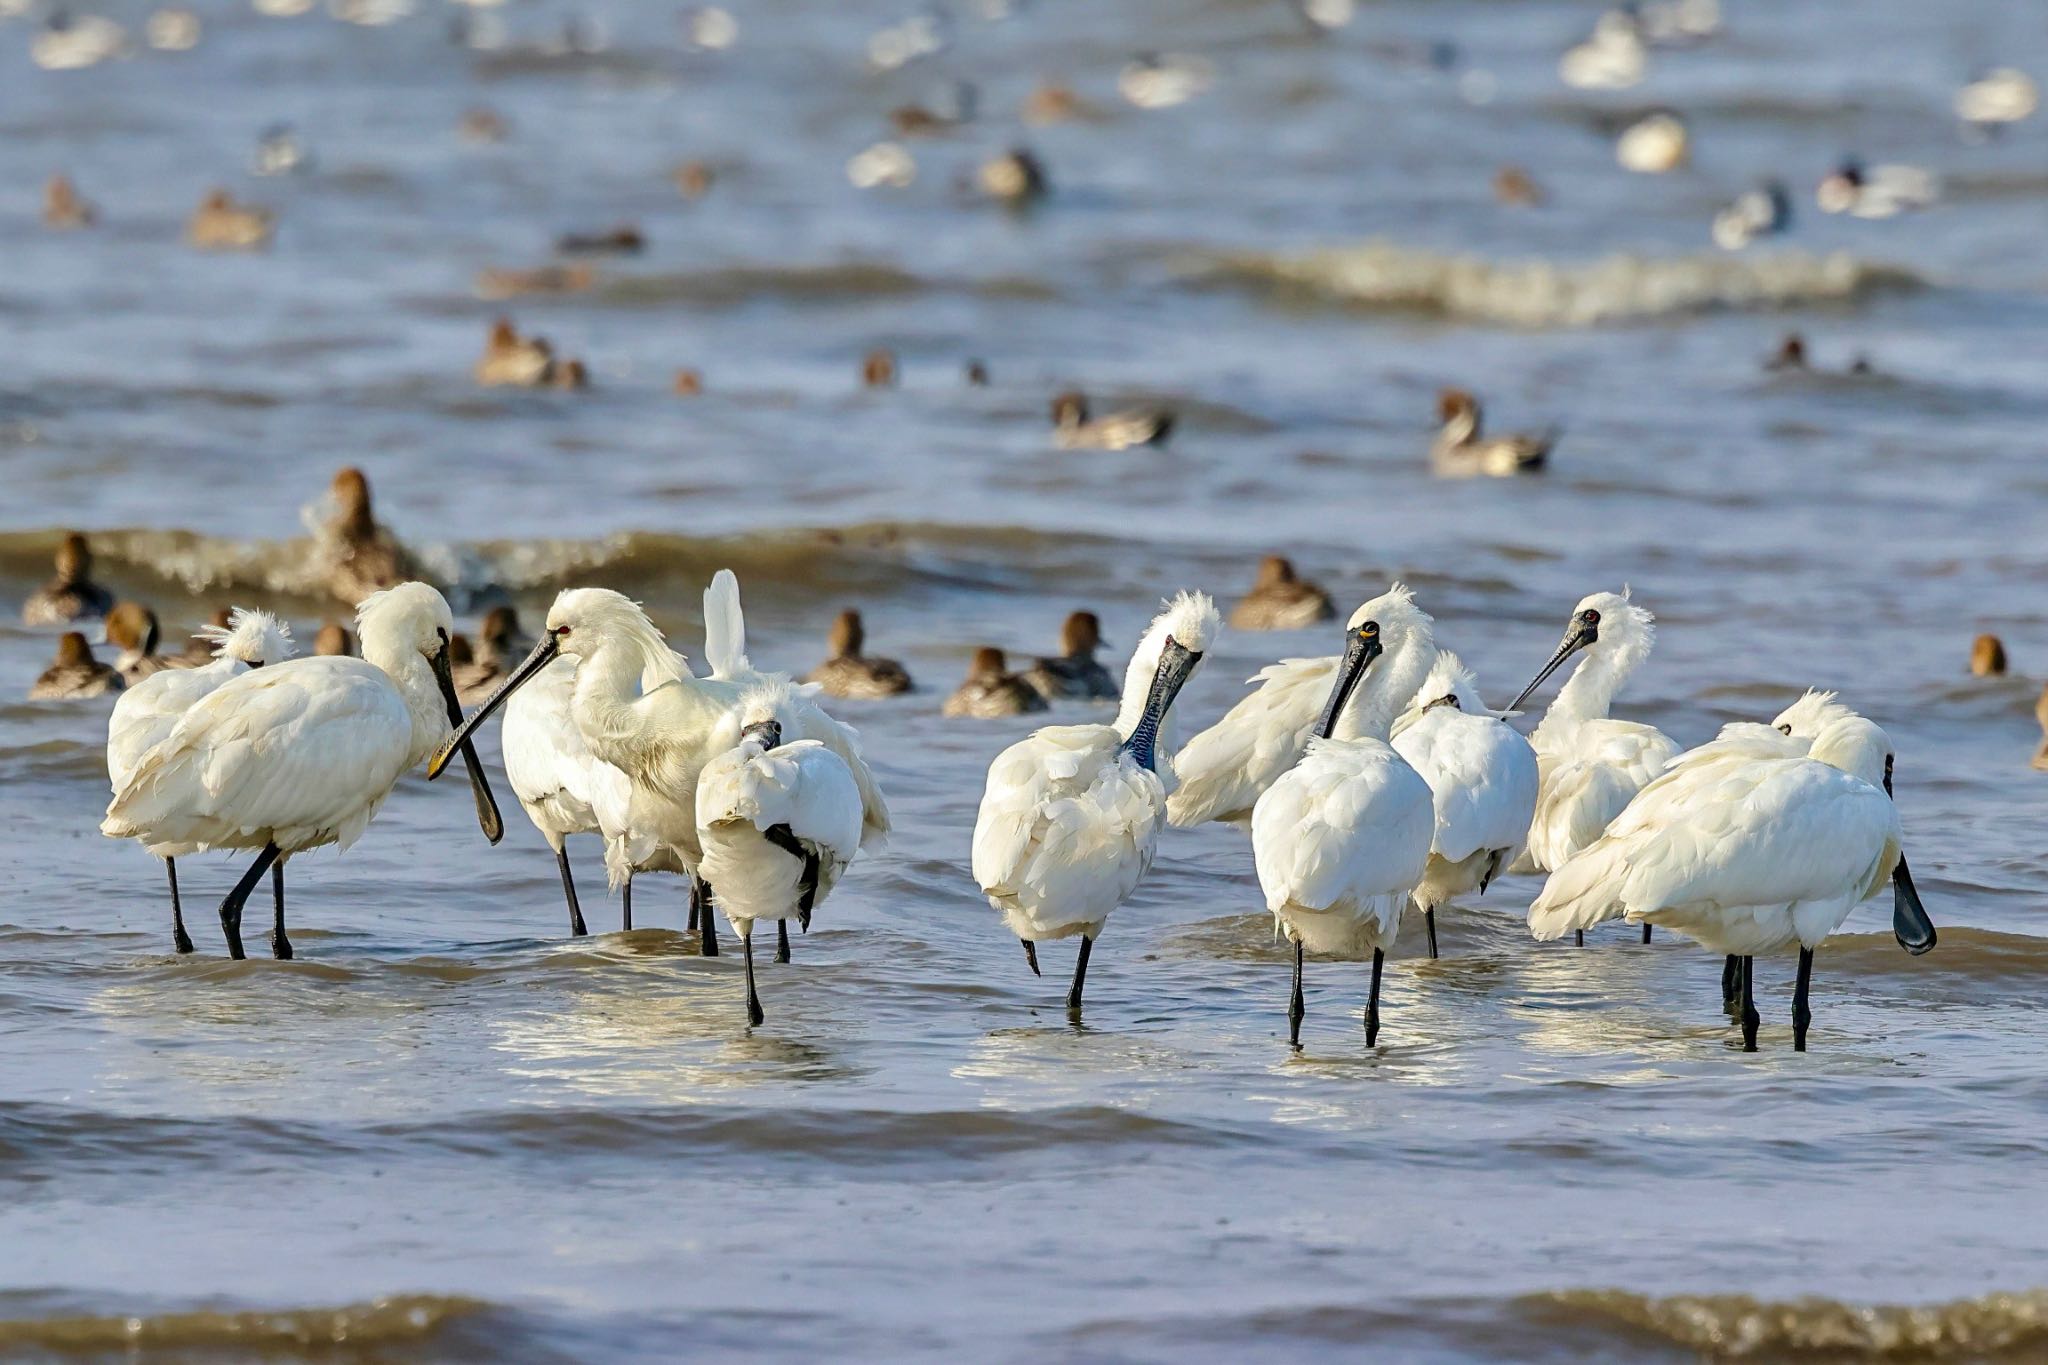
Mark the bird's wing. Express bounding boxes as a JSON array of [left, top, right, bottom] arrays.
[[500, 656, 624, 828], [972, 725, 1134, 900], [789, 691, 891, 850], [1252, 741, 1434, 913], [1530, 759, 1897, 939], [698, 741, 865, 862], [702, 569, 751, 681], [105, 658, 409, 849], [1393, 712, 1540, 864], [106, 661, 238, 792], [1582, 718, 1682, 788], [1167, 654, 1335, 827]]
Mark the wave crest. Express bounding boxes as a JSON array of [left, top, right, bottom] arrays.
[[0, 1295, 488, 1354], [1528, 1287, 2048, 1358], [1183, 243, 1921, 327]]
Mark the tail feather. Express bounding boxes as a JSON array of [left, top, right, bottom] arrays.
[[704, 569, 750, 680], [1526, 843, 1628, 941]]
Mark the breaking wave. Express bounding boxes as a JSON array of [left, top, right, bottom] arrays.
[[0, 1295, 490, 1356], [1181, 242, 1922, 327], [1525, 1287, 2048, 1358]]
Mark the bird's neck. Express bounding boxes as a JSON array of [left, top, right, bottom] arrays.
[[1534, 647, 1630, 747], [570, 634, 717, 778], [1442, 409, 1479, 445], [1337, 640, 1435, 744], [365, 640, 449, 768]]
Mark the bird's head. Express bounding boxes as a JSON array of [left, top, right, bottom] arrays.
[[200, 607, 294, 668], [1507, 588, 1653, 713]]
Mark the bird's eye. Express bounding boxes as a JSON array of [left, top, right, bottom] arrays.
[[555, 625, 571, 638], [1359, 622, 1379, 638], [1580, 609, 1601, 626]]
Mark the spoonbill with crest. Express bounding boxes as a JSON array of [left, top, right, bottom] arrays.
[[102, 583, 503, 958], [1504, 590, 1680, 943], [433, 575, 888, 960], [970, 592, 1219, 1013], [696, 679, 865, 1025], [1529, 713, 1936, 1050], [103, 608, 296, 953], [1252, 585, 1436, 1047]]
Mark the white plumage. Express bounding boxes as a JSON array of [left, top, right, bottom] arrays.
[[1167, 649, 1341, 829], [1510, 590, 1680, 875], [434, 572, 886, 958], [697, 679, 865, 1025], [1389, 651, 1539, 956], [500, 653, 633, 936], [1528, 713, 1934, 1050], [102, 608, 295, 954], [1251, 584, 1438, 1045], [971, 592, 1220, 1010], [103, 583, 495, 959]]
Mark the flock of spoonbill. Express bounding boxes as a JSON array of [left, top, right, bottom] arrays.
[[88, 567, 1937, 1049]]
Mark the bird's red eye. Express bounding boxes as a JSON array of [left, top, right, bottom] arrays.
[[555, 626, 571, 638], [1581, 610, 1601, 625]]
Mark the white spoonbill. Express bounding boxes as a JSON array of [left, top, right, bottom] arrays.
[[102, 583, 503, 959], [103, 608, 295, 953], [500, 652, 634, 937], [1505, 590, 1680, 942], [1252, 586, 1436, 1047], [970, 592, 1219, 1012], [434, 578, 888, 960], [697, 680, 865, 1026], [1529, 714, 1936, 1051], [1389, 651, 1539, 959]]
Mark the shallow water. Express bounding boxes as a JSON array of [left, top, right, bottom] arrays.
[[4, 0, 2048, 1359]]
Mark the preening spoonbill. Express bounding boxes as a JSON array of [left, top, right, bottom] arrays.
[[434, 575, 888, 957], [1389, 651, 1540, 959], [1020, 611, 1119, 702], [1227, 556, 1335, 631], [31, 632, 122, 699], [500, 652, 633, 937], [102, 583, 503, 959], [103, 608, 295, 953], [970, 592, 1219, 1012], [943, 647, 1048, 718], [1252, 586, 1435, 1046], [1529, 714, 1936, 1051], [804, 610, 915, 699], [697, 680, 865, 1025], [22, 532, 113, 626], [1505, 590, 1681, 943]]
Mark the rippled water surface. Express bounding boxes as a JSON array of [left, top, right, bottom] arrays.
[[4, 0, 2048, 1359]]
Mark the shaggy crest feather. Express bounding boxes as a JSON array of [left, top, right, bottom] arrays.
[[199, 608, 295, 665], [1773, 688, 1855, 738]]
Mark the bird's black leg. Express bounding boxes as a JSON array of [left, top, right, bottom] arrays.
[[1066, 935, 1093, 1013], [698, 880, 720, 956], [742, 929, 764, 1027], [1792, 946, 1814, 1052], [1740, 955, 1760, 1052], [217, 843, 280, 961], [776, 919, 791, 964], [1424, 906, 1439, 960], [1021, 939, 1040, 976], [166, 857, 193, 955], [686, 877, 699, 934], [1642, 924, 1653, 945], [270, 861, 291, 960], [621, 874, 633, 932], [1574, 929, 1585, 947], [1365, 947, 1385, 1046], [557, 847, 587, 937], [1288, 939, 1305, 1047], [1722, 954, 1741, 1011]]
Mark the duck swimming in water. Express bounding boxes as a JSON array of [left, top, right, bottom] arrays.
[[474, 318, 557, 387], [43, 174, 94, 229], [1430, 389, 1554, 478], [186, 188, 274, 250], [944, 647, 1048, 719], [1229, 556, 1336, 631], [804, 610, 914, 699], [315, 622, 358, 657], [1051, 391, 1174, 451], [105, 602, 174, 684], [31, 633, 123, 700], [1021, 611, 1119, 702], [453, 606, 532, 705], [23, 533, 115, 627], [316, 467, 423, 607], [1970, 634, 2007, 677]]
